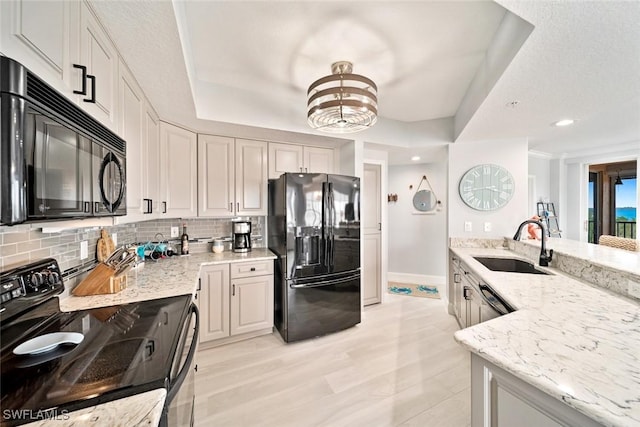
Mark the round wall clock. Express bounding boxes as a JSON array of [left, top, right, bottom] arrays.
[[458, 164, 514, 211]]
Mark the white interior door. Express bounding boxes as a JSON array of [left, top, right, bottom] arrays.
[[363, 163, 382, 305]]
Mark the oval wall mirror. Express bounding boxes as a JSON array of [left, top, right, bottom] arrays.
[[413, 189, 435, 212]]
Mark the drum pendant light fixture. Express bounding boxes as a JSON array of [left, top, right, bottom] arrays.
[[307, 61, 377, 133]]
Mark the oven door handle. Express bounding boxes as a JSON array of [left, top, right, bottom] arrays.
[[167, 303, 199, 403]]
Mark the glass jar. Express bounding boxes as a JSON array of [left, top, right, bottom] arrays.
[[212, 239, 224, 253]]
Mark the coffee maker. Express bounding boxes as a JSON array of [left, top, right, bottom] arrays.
[[232, 220, 252, 253]]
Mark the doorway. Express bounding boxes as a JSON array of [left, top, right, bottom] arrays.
[[363, 163, 382, 305], [588, 160, 637, 242]]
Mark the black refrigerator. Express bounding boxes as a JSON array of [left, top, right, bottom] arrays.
[[268, 173, 361, 342]]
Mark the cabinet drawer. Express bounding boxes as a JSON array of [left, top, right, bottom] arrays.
[[230, 260, 273, 279]]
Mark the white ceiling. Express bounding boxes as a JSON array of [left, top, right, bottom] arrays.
[[90, 0, 640, 161]]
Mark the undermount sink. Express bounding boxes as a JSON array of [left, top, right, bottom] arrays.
[[473, 257, 550, 275]]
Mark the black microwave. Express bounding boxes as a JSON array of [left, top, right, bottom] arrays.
[[0, 56, 126, 225]]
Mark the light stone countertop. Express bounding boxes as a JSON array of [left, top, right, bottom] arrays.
[[22, 389, 165, 427], [451, 246, 640, 427], [519, 237, 640, 277], [49, 249, 275, 426], [59, 248, 276, 312]]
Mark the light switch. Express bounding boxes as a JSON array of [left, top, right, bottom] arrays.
[[112, 233, 118, 246], [171, 227, 179, 238], [464, 221, 472, 232], [484, 222, 492, 232], [80, 240, 88, 260]]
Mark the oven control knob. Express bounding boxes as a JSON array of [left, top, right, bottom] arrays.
[[48, 272, 60, 285], [29, 272, 44, 288]]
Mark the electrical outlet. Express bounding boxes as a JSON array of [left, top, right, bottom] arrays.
[[171, 227, 179, 238], [112, 233, 117, 246], [484, 222, 492, 232], [464, 221, 472, 232], [628, 280, 640, 299], [80, 241, 88, 260]]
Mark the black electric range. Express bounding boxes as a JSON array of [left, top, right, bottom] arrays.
[[0, 258, 198, 427]]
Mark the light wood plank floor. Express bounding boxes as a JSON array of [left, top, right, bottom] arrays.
[[194, 294, 470, 427]]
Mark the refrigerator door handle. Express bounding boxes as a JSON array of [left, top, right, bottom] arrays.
[[290, 275, 358, 289], [322, 181, 330, 269], [327, 182, 335, 271]]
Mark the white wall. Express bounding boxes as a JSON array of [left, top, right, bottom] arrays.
[[448, 138, 529, 238], [528, 154, 552, 206], [387, 147, 448, 282]]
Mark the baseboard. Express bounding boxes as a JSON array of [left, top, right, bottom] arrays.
[[387, 272, 445, 286]]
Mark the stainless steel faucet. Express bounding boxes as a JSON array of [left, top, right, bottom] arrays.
[[513, 219, 554, 267]]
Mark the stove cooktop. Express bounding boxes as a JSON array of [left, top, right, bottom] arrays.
[[0, 295, 191, 426]]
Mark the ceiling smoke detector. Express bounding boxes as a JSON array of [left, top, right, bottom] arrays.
[[307, 61, 378, 133]]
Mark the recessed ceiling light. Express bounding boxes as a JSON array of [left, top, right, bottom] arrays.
[[553, 119, 575, 127], [411, 156, 421, 161]]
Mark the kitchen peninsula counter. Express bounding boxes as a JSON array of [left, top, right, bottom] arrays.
[[451, 240, 640, 427], [59, 248, 276, 312]]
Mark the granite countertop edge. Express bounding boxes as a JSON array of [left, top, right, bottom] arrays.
[[450, 246, 640, 427]]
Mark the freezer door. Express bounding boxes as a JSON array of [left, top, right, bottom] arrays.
[[284, 173, 330, 279], [283, 271, 361, 342], [327, 174, 361, 274]]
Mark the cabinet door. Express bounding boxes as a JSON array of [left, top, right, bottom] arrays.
[[468, 286, 482, 327], [77, 1, 118, 131], [304, 146, 334, 174], [235, 139, 268, 216], [363, 233, 381, 305], [144, 104, 161, 215], [0, 0, 75, 98], [230, 274, 273, 336], [119, 61, 145, 219], [160, 122, 198, 217], [199, 265, 230, 343], [268, 142, 303, 179], [198, 134, 235, 217]]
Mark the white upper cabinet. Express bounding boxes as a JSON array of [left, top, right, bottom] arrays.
[[268, 143, 303, 179], [235, 139, 268, 216], [74, 1, 118, 131], [198, 136, 267, 217], [118, 60, 145, 220], [0, 0, 118, 132], [268, 142, 334, 179], [160, 122, 198, 218], [304, 146, 335, 174], [198, 134, 235, 217], [144, 104, 161, 215], [0, 0, 74, 97]]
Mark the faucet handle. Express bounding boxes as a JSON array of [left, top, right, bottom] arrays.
[[539, 249, 553, 267]]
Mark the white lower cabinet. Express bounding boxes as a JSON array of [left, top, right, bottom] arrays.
[[471, 354, 602, 427], [199, 260, 274, 345]]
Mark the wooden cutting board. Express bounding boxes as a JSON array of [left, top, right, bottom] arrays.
[[97, 229, 115, 262]]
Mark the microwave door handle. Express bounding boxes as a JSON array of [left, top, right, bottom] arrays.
[[84, 75, 96, 103], [167, 304, 199, 403], [73, 64, 87, 95]]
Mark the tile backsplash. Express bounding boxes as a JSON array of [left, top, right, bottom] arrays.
[[0, 217, 265, 272]]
